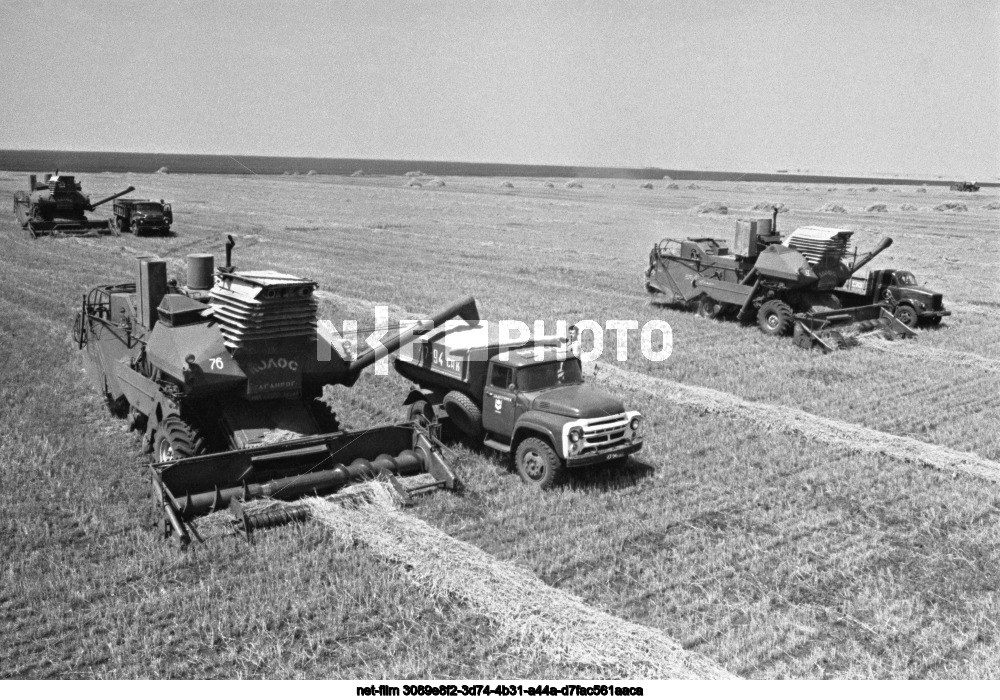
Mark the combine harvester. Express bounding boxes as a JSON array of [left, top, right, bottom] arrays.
[[14, 173, 134, 237], [75, 237, 478, 545], [644, 209, 916, 351]]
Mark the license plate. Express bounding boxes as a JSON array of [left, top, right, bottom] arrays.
[[606, 451, 624, 461]]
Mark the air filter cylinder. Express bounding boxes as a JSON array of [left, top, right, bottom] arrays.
[[186, 254, 215, 290]]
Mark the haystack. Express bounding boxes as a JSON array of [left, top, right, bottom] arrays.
[[686, 183, 700, 189], [405, 170, 424, 177], [752, 201, 788, 213], [695, 201, 727, 215], [983, 201, 1000, 210], [407, 178, 423, 187], [543, 181, 555, 188], [662, 175, 673, 181], [565, 180, 583, 189], [426, 178, 445, 187], [640, 182, 653, 189], [500, 180, 514, 188], [819, 202, 847, 213], [867, 186, 879, 192], [900, 203, 918, 211], [916, 187, 927, 193], [666, 183, 679, 190], [935, 201, 967, 212], [865, 202, 888, 212], [306, 170, 318, 176], [155, 166, 169, 174], [350, 169, 366, 177]]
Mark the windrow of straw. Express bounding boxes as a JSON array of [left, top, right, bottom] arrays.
[[299, 484, 735, 679], [589, 362, 1000, 483]]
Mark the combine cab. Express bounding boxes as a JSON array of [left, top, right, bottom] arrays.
[[644, 209, 917, 351], [76, 237, 478, 545], [14, 173, 134, 237]]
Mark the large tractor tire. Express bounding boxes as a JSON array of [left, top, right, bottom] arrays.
[[154, 415, 206, 463], [443, 391, 483, 438], [893, 304, 919, 328], [515, 437, 565, 489], [757, 300, 794, 336]]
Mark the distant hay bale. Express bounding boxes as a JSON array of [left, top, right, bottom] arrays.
[[662, 175, 673, 181], [666, 183, 680, 190], [983, 201, 1000, 210], [686, 183, 700, 189], [867, 186, 879, 192], [819, 202, 847, 213], [407, 178, 423, 187], [350, 169, 366, 177], [426, 178, 445, 187], [282, 171, 291, 176], [500, 180, 514, 188], [865, 202, 888, 212], [900, 203, 918, 211], [291, 171, 301, 176], [405, 170, 424, 177], [306, 170, 318, 176], [565, 180, 583, 189], [916, 187, 927, 193], [752, 201, 788, 213], [155, 166, 169, 174], [782, 185, 797, 191], [827, 187, 837, 192], [543, 181, 555, 188], [694, 201, 728, 215], [935, 200, 967, 212], [640, 182, 654, 189]]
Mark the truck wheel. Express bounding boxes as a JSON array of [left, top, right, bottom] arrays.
[[443, 391, 482, 438], [697, 297, 722, 319], [893, 304, 918, 328], [515, 438, 565, 489], [757, 300, 793, 336], [154, 415, 205, 463]]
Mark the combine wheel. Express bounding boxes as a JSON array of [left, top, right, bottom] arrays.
[[515, 438, 565, 489], [697, 297, 723, 319], [443, 391, 483, 438], [893, 305, 918, 328], [154, 415, 205, 462], [757, 300, 794, 337]]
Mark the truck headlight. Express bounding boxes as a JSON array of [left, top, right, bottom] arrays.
[[630, 416, 642, 432], [569, 427, 583, 443]]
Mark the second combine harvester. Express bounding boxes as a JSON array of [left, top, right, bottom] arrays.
[[644, 209, 924, 350]]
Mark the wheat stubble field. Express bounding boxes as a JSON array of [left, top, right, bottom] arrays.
[[1, 170, 999, 678]]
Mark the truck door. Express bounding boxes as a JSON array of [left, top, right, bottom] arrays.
[[482, 363, 517, 437]]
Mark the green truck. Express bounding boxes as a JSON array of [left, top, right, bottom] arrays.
[[836, 268, 950, 328], [395, 324, 643, 488]]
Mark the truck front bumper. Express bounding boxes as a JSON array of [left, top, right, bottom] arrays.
[[566, 439, 643, 468]]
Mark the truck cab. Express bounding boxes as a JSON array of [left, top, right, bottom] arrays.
[[395, 325, 643, 488], [837, 269, 950, 327]]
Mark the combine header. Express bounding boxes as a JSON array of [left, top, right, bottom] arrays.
[[14, 173, 134, 237], [644, 209, 916, 351], [76, 237, 478, 545]]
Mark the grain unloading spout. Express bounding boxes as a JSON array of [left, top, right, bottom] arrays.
[[346, 296, 479, 379], [89, 186, 136, 210], [848, 237, 893, 276]]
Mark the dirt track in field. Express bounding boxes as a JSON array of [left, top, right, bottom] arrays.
[[590, 362, 1000, 483]]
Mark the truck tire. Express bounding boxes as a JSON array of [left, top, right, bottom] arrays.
[[443, 391, 482, 438], [757, 300, 794, 336], [893, 304, 918, 328], [154, 415, 206, 463], [515, 437, 565, 489]]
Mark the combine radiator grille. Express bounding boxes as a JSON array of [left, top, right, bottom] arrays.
[[785, 227, 853, 266], [209, 271, 318, 350]]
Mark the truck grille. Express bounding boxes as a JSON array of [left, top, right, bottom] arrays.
[[578, 414, 631, 454]]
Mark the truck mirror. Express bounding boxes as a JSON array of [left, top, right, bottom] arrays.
[[508, 383, 517, 392]]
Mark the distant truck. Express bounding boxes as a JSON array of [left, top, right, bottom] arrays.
[[950, 181, 980, 192], [112, 198, 173, 236], [836, 269, 950, 327], [395, 324, 643, 488]]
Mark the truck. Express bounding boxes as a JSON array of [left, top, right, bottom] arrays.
[[395, 324, 643, 488], [644, 209, 916, 351], [112, 198, 173, 236], [836, 269, 950, 328]]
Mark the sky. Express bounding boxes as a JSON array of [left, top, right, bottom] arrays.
[[1, 0, 997, 178]]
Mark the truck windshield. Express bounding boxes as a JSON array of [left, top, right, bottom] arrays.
[[894, 272, 917, 286], [516, 359, 583, 391], [135, 203, 163, 213]]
